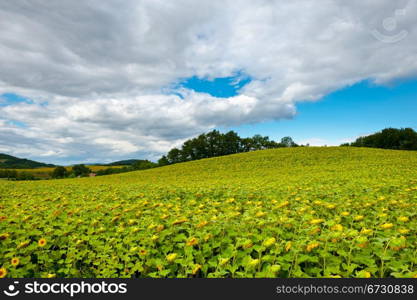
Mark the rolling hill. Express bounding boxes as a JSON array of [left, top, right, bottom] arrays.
[[106, 159, 142, 166], [0, 153, 55, 169], [1, 147, 417, 278]]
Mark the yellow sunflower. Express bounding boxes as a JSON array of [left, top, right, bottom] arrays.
[[186, 237, 199, 247], [11, 257, 20, 267], [38, 238, 47, 247], [0, 267, 7, 278], [166, 253, 178, 263]]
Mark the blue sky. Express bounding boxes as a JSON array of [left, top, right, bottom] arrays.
[[180, 73, 251, 98], [181, 77, 417, 146], [0, 93, 33, 106]]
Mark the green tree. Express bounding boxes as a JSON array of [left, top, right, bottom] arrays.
[[160, 130, 298, 165], [348, 128, 417, 150], [132, 160, 157, 170], [71, 164, 91, 177], [158, 156, 169, 166], [16, 172, 35, 181], [281, 136, 297, 147], [51, 166, 68, 179], [167, 148, 182, 164]]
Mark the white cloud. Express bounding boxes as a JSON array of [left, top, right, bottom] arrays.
[[0, 0, 416, 162]]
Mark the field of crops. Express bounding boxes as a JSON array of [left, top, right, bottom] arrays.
[[0, 147, 417, 278]]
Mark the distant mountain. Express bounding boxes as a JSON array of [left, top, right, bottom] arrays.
[[0, 153, 56, 169], [107, 159, 142, 166]]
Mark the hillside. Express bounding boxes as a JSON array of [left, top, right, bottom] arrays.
[[1, 147, 417, 278], [107, 159, 142, 166], [0, 153, 55, 169], [100, 146, 417, 188]]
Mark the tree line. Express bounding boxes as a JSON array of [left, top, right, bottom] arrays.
[[341, 128, 417, 150], [0, 169, 36, 181], [51, 160, 158, 179], [158, 130, 298, 165]]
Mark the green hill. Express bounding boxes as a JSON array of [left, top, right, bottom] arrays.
[[0, 153, 55, 169], [107, 159, 143, 166], [1, 147, 417, 278]]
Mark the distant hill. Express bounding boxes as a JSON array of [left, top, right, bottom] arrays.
[[107, 159, 142, 166], [0, 153, 56, 169]]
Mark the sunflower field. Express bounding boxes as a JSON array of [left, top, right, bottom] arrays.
[[0, 147, 417, 278]]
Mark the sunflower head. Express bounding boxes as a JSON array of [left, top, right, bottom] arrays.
[[17, 240, 30, 249], [248, 258, 260, 268], [38, 238, 47, 247], [398, 216, 409, 222], [353, 215, 364, 221], [285, 241, 292, 252], [309, 218, 325, 225], [186, 237, 199, 247], [380, 223, 394, 230], [331, 224, 344, 232], [11, 257, 20, 267], [0, 233, 10, 240], [166, 253, 178, 263], [192, 264, 202, 275], [262, 237, 276, 248], [0, 267, 7, 278], [306, 242, 320, 252]]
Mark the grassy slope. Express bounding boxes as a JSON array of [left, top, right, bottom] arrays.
[[93, 146, 416, 189], [2, 146, 417, 200]]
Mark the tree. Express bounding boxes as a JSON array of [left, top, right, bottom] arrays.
[[159, 130, 298, 165], [71, 164, 91, 177], [167, 148, 182, 164], [223, 131, 241, 154], [158, 156, 169, 166], [280, 136, 297, 147], [0, 169, 17, 179], [132, 160, 157, 170], [16, 172, 35, 181], [51, 166, 68, 179], [347, 128, 417, 150]]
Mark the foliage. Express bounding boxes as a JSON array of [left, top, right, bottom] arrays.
[[164, 130, 298, 165], [107, 160, 143, 166], [95, 167, 130, 176], [51, 167, 69, 179], [71, 165, 92, 177], [345, 128, 417, 151], [1, 147, 417, 278], [131, 160, 158, 170], [95, 161, 157, 177], [0, 170, 35, 181]]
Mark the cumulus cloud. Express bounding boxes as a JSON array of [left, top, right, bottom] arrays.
[[0, 0, 416, 162]]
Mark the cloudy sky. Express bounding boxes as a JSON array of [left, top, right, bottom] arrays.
[[0, 0, 416, 164]]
